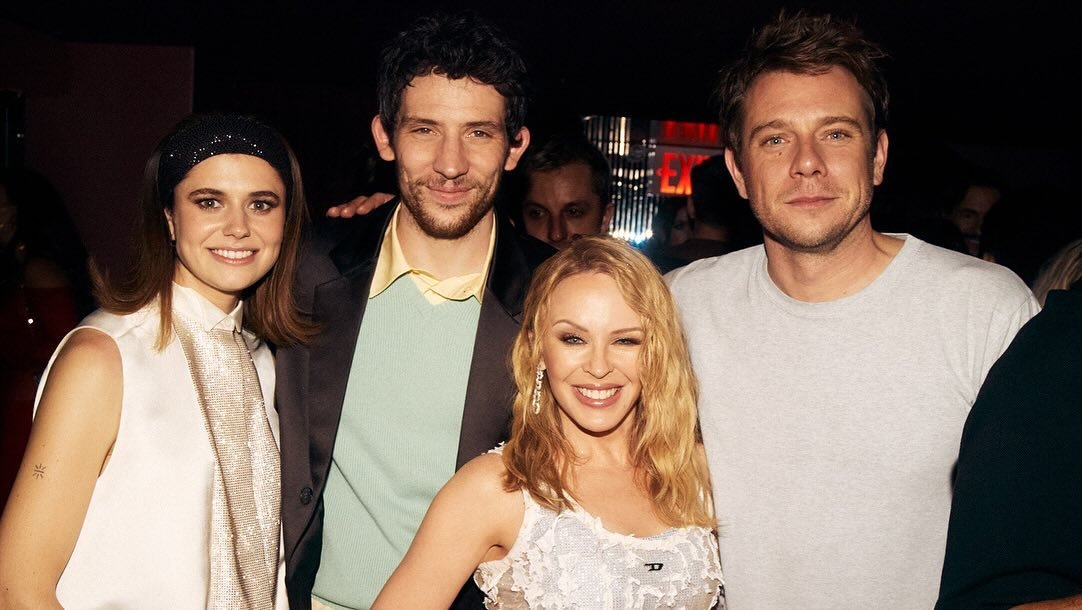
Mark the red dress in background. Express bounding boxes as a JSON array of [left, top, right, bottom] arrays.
[[0, 282, 79, 509]]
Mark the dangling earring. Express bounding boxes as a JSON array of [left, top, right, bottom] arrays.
[[531, 365, 544, 414]]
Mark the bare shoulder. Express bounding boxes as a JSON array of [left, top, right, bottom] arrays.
[[440, 452, 522, 528], [461, 451, 510, 478], [447, 452, 516, 501], [44, 328, 120, 391], [58, 327, 120, 360], [0, 331, 121, 602], [35, 327, 122, 433]]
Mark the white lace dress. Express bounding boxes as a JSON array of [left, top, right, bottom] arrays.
[[473, 487, 724, 609]]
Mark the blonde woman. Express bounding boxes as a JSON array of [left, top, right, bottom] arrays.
[[1031, 238, 1082, 307], [372, 236, 723, 609]]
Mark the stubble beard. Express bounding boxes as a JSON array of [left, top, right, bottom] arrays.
[[399, 173, 499, 240], [757, 185, 875, 254]]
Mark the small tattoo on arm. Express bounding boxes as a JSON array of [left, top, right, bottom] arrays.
[[32, 463, 45, 479]]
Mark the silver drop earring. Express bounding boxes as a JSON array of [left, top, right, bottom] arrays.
[[531, 365, 544, 414]]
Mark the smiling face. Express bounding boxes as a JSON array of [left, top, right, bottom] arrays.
[[522, 162, 614, 250], [372, 74, 529, 241], [725, 66, 888, 254], [165, 154, 286, 312], [539, 272, 643, 438]]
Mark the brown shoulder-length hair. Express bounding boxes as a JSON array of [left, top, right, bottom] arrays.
[[502, 236, 715, 529], [93, 113, 315, 348]]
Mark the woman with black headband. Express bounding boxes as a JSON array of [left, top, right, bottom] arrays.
[[0, 113, 312, 608]]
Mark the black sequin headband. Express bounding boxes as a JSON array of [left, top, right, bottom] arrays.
[[158, 114, 293, 205]]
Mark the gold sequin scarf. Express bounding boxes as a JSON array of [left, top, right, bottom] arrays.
[[174, 312, 280, 608]]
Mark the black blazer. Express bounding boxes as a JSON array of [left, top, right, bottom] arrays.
[[936, 280, 1082, 609], [275, 202, 553, 610]]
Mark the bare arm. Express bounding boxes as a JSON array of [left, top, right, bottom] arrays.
[[324, 192, 395, 218], [0, 329, 122, 608], [371, 453, 522, 609]]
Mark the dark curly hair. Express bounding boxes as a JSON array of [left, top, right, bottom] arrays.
[[377, 11, 530, 145]]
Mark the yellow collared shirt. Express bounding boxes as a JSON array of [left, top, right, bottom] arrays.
[[368, 205, 495, 305]]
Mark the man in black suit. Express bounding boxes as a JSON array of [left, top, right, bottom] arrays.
[[275, 12, 551, 610]]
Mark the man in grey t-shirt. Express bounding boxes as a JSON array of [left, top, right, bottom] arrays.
[[666, 12, 1038, 609]]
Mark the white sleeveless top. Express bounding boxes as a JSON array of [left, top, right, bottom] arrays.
[[474, 486, 724, 609], [34, 285, 288, 609]]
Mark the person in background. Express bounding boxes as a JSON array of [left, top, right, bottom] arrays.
[[945, 164, 1005, 257], [937, 275, 1082, 609], [1030, 237, 1082, 306], [372, 236, 723, 609], [0, 169, 84, 510], [666, 10, 1038, 608], [514, 129, 615, 250], [0, 112, 310, 608], [274, 12, 551, 610], [326, 129, 616, 254], [664, 154, 760, 269], [669, 199, 692, 246], [642, 195, 690, 273]]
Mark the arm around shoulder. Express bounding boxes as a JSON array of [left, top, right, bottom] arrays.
[[0, 328, 122, 608], [372, 452, 523, 610]]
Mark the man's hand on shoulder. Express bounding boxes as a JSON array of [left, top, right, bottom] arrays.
[[325, 192, 395, 218]]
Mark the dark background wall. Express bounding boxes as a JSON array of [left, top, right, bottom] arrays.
[[1, 0, 1078, 272], [1, 19, 193, 273]]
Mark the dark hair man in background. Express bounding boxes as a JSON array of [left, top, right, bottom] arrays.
[[513, 129, 614, 250], [663, 154, 761, 270]]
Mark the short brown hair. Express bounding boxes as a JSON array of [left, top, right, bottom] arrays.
[[715, 10, 890, 157]]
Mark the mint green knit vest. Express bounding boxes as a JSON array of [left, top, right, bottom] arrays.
[[313, 276, 481, 609]]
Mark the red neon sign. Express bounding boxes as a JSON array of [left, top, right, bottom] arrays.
[[657, 152, 711, 195], [656, 121, 723, 147]]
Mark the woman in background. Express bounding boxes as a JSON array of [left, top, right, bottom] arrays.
[[1031, 237, 1082, 307], [0, 113, 311, 608], [0, 169, 85, 509], [373, 236, 723, 609]]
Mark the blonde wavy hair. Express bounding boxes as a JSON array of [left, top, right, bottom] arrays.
[[502, 236, 715, 528], [1031, 238, 1082, 306]]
